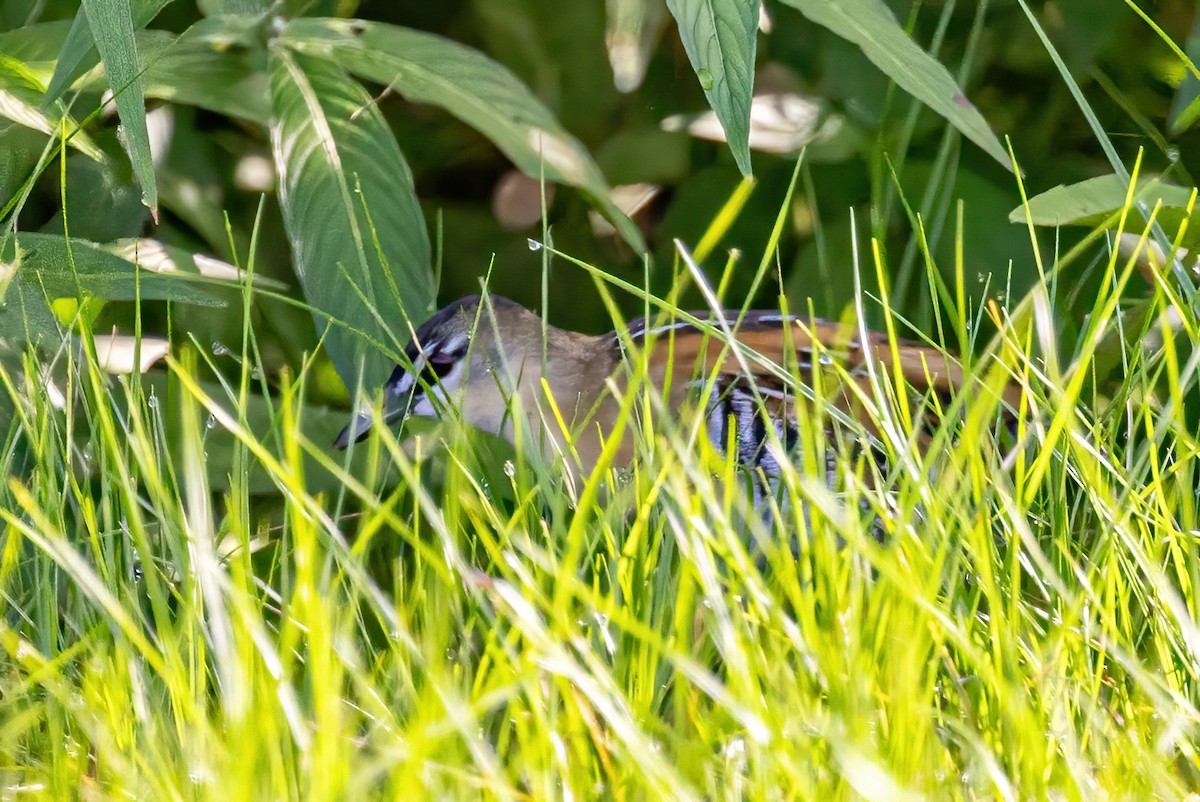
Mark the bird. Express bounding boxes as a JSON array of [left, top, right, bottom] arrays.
[[335, 294, 1026, 499]]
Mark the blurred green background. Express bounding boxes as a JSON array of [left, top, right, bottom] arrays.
[[2, 0, 1196, 406]]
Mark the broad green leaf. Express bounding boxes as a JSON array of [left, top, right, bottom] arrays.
[[139, 29, 271, 124], [175, 13, 271, 49], [43, 0, 172, 102], [6, 233, 224, 306], [106, 237, 285, 289], [0, 280, 60, 349], [197, 0, 269, 15], [282, 0, 348, 16], [0, 20, 74, 86], [778, 0, 1009, 168], [280, 17, 647, 254], [0, 56, 103, 161], [1010, 174, 1197, 227], [81, 0, 158, 215], [665, 0, 757, 176], [41, 154, 148, 242], [268, 48, 434, 388], [606, 0, 669, 93], [107, 238, 280, 286], [75, 26, 270, 124], [0, 126, 48, 217]]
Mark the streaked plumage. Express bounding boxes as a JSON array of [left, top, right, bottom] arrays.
[[336, 294, 1024, 493]]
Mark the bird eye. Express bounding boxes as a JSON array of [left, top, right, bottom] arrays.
[[418, 346, 465, 387], [420, 356, 455, 384]]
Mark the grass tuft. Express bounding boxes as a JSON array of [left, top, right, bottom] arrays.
[[4, 191, 1200, 798]]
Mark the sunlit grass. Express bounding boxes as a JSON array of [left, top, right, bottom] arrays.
[[4, 199, 1200, 799]]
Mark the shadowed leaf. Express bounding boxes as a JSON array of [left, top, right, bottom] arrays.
[[268, 47, 434, 389], [7, 233, 225, 305], [281, 17, 647, 254], [665, 0, 758, 176], [80, 0, 158, 215], [778, 0, 1008, 168]]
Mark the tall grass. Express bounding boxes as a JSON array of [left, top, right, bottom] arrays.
[[3, 184, 1200, 799]]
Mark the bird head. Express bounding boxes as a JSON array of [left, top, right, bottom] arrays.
[[334, 294, 546, 449]]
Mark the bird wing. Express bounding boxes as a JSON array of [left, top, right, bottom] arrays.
[[622, 309, 1025, 444]]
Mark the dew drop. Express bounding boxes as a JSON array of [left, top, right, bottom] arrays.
[[503, 460, 516, 478], [206, 414, 217, 430], [211, 341, 228, 356], [527, 238, 543, 251], [147, 393, 159, 409]]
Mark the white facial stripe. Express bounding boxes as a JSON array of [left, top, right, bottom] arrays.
[[404, 356, 469, 418], [439, 331, 469, 356], [410, 395, 437, 418], [391, 366, 417, 396]]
